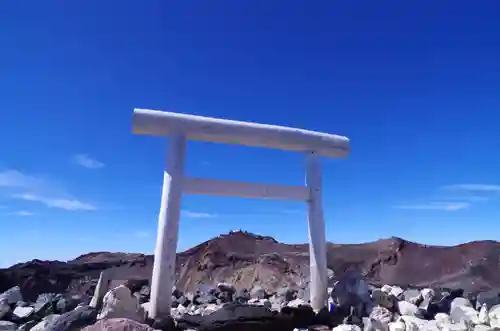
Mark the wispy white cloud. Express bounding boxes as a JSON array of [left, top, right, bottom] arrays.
[[394, 202, 470, 211], [442, 184, 500, 193], [438, 183, 500, 203], [182, 210, 217, 218], [9, 210, 34, 216], [12, 193, 96, 211], [72, 154, 104, 169], [0, 170, 47, 189], [0, 169, 96, 212]]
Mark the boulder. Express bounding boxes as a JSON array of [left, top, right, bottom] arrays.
[[45, 305, 97, 331], [82, 318, 157, 331], [488, 304, 500, 328], [450, 297, 473, 312], [369, 306, 393, 331], [450, 305, 479, 325], [332, 324, 362, 331], [478, 303, 489, 324], [477, 289, 500, 310], [397, 301, 419, 317], [403, 289, 422, 306], [251, 286, 267, 300], [12, 306, 34, 320], [0, 321, 17, 331], [31, 314, 61, 331], [0, 286, 23, 304], [97, 285, 145, 322], [176, 303, 293, 331], [0, 299, 10, 319], [281, 305, 316, 329]]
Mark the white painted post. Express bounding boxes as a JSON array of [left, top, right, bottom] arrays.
[[149, 134, 187, 319], [306, 151, 328, 312], [89, 270, 111, 309]]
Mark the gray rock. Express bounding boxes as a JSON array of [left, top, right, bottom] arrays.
[[450, 297, 473, 312], [0, 299, 10, 319], [403, 289, 422, 305], [45, 306, 97, 331], [477, 289, 500, 310], [34, 293, 61, 316], [17, 320, 38, 331], [0, 321, 17, 331], [216, 282, 235, 295], [372, 290, 397, 310], [0, 286, 23, 304], [31, 315, 61, 331], [330, 273, 370, 316], [12, 306, 34, 319], [277, 287, 298, 302], [81, 318, 157, 331], [369, 306, 392, 331], [250, 285, 267, 299]]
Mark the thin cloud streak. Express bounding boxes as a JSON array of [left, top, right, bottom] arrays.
[[0, 170, 46, 189], [13, 193, 96, 211], [442, 184, 500, 193], [393, 202, 470, 211], [0, 169, 96, 212], [9, 210, 34, 216], [72, 154, 105, 169], [182, 210, 217, 218]]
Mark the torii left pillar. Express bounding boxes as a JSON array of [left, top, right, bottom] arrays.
[[149, 134, 186, 319]]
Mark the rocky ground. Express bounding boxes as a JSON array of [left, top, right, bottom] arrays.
[[1, 230, 500, 330], [1, 272, 500, 331]]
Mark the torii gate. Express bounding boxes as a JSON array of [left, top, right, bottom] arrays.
[[131, 108, 350, 318]]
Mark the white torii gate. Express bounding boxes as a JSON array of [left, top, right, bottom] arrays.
[[131, 108, 350, 318]]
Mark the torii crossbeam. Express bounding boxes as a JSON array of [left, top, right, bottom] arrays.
[[131, 108, 350, 318]]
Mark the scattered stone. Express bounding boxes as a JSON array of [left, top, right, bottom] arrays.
[[4, 272, 500, 331]]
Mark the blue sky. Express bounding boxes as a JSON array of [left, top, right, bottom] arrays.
[[1, 1, 499, 267]]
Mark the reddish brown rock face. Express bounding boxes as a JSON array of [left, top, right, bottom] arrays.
[[1, 232, 499, 300]]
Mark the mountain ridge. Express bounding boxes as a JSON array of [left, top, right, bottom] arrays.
[[1, 231, 499, 301]]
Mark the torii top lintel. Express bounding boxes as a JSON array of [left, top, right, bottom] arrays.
[[132, 108, 350, 158]]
